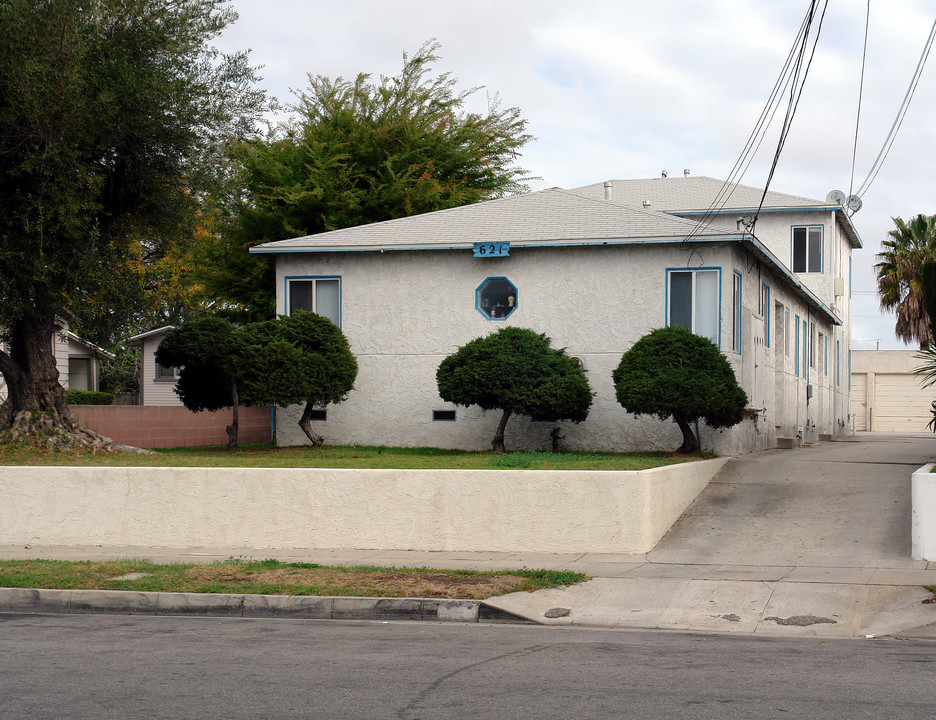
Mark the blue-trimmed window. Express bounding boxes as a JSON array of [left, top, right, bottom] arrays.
[[286, 276, 341, 325], [476, 277, 517, 320], [794, 314, 801, 377], [760, 283, 771, 348], [792, 226, 823, 273], [731, 270, 742, 353], [802, 319, 808, 381], [667, 268, 720, 346], [809, 320, 816, 369]]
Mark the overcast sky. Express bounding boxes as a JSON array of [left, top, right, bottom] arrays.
[[216, 0, 936, 350]]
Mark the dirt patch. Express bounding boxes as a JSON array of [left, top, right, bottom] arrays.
[[184, 566, 526, 599]]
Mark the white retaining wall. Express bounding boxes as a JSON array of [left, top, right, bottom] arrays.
[[0, 458, 728, 554]]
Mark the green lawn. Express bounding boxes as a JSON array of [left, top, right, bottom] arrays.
[[0, 558, 587, 600], [0, 443, 709, 470]]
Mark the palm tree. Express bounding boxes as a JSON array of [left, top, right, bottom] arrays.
[[876, 214, 936, 348]]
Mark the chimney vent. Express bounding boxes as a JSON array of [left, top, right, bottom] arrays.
[[603, 180, 612, 200], [661, 170, 668, 178], [683, 168, 691, 177]]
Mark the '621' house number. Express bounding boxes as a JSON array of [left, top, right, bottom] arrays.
[[472, 242, 510, 258]]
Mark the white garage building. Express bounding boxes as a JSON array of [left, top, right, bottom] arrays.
[[850, 349, 934, 432]]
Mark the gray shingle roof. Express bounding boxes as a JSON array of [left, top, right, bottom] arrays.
[[250, 187, 738, 254], [569, 176, 830, 212]]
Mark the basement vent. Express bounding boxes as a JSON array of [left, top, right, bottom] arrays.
[[307, 409, 327, 421], [433, 410, 457, 421]]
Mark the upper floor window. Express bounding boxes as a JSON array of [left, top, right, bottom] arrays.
[[667, 268, 719, 346], [792, 226, 822, 273], [287, 277, 340, 325]]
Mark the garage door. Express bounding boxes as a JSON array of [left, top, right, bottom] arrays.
[[874, 373, 934, 432], [850, 373, 868, 431]]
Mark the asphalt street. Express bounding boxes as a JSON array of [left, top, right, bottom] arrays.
[[2, 613, 936, 719]]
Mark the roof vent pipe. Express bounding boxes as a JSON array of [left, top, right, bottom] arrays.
[[661, 170, 668, 178], [684, 168, 690, 177], [642, 200, 651, 208], [603, 180, 612, 200]]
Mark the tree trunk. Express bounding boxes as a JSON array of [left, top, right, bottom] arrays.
[[673, 413, 700, 453], [0, 315, 110, 450], [226, 383, 239, 449], [298, 401, 325, 446], [491, 408, 511, 454]]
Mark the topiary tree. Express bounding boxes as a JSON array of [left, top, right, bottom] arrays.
[[234, 311, 358, 446], [436, 327, 593, 453], [612, 326, 747, 453], [155, 316, 243, 447]]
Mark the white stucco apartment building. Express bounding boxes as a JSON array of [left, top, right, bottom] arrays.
[[250, 175, 862, 455]]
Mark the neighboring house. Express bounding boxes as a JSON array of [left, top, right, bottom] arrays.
[[0, 321, 114, 403], [850, 349, 933, 432], [249, 175, 861, 455], [128, 326, 183, 406]]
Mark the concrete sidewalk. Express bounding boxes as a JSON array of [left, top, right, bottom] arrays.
[[2, 433, 936, 638]]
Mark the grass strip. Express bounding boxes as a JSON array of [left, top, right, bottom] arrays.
[[0, 443, 708, 470], [0, 558, 586, 600]]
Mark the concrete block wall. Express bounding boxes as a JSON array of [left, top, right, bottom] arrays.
[[71, 406, 272, 448]]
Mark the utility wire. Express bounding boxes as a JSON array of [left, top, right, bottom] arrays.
[[854, 17, 936, 198], [848, 0, 871, 199], [681, 1, 826, 245]]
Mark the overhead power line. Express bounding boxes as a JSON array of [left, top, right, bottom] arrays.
[[854, 17, 936, 198]]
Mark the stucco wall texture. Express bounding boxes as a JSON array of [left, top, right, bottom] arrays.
[[275, 234, 853, 454], [0, 458, 728, 554]]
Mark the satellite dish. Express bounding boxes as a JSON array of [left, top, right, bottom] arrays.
[[846, 194, 863, 214], [826, 190, 847, 206]]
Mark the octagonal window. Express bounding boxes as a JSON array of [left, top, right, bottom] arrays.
[[476, 277, 517, 320]]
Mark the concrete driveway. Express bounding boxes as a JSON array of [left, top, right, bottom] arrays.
[[487, 433, 936, 637]]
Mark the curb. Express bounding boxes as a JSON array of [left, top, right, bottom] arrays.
[[0, 587, 536, 624]]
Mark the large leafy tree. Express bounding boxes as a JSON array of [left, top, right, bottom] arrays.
[[0, 0, 264, 444], [437, 327, 593, 454], [202, 40, 533, 321], [876, 214, 936, 349], [612, 326, 747, 453]]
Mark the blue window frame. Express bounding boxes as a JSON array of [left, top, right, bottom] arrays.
[[476, 277, 517, 320], [666, 268, 721, 347], [802, 319, 808, 381], [732, 270, 742, 354], [792, 225, 823, 273], [285, 276, 341, 326], [794, 314, 801, 377]]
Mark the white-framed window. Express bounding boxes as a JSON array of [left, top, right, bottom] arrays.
[[68, 357, 92, 391], [667, 268, 720, 346], [286, 276, 341, 325], [731, 270, 742, 354], [792, 226, 822, 273], [818, 332, 825, 374]]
